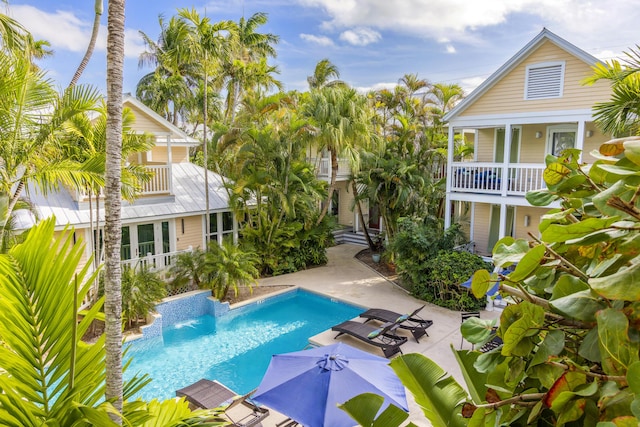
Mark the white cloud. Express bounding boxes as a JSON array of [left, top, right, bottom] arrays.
[[339, 27, 381, 46], [354, 82, 398, 93], [300, 33, 335, 46], [296, 0, 639, 53], [446, 44, 456, 54], [8, 5, 145, 59], [460, 76, 487, 94]]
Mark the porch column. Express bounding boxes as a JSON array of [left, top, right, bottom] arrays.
[[498, 203, 508, 240], [576, 120, 586, 163], [444, 125, 455, 229], [501, 124, 512, 197], [166, 135, 173, 194]]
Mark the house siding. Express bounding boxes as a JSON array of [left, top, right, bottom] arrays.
[[176, 215, 204, 251], [463, 40, 611, 117], [127, 104, 173, 133], [473, 203, 492, 255]]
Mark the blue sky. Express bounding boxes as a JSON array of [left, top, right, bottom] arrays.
[[5, 0, 639, 96]]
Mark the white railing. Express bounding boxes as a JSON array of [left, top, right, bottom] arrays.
[[121, 247, 192, 272], [449, 162, 546, 195], [73, 165, 171, 202], [142, 165, 171, 195], [310, 157, 351, 179]]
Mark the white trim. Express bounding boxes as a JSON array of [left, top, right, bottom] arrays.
[[447, 109, 595, 127], [123, 95, 200, 145], [444, 28, 603, 122], [546, 124, 578, 156], [524, 61, 565, 100]]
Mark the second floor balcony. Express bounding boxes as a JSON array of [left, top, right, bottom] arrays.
[[72, 164, 172, 203], [310, 157, 351, 180], [449, 162, 546, 196]]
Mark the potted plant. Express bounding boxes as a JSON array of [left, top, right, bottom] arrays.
[[370, 233, 385, 263]]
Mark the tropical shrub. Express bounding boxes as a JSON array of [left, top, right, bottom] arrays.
[[390, 217, 468, 296], [121, 265, 166, 328], [168, 247, 208, 290], [0, 218, 223, 426], [207, 240, 260, 300], [341, 138, 640, 426], [411, 250, 490, 311]]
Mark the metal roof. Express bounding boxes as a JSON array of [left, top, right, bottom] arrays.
[[24, 163, 231, 229]]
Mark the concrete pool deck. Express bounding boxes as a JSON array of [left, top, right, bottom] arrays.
[[251, 243, 500, 427]]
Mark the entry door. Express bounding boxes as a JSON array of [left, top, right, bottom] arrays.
[[368, 204, 381, 230], [137, 224, 155, 257], [488, 205, 514, 254]]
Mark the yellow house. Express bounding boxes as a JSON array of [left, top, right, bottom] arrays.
[[443, 28, 612, 257], [25, 95, 236, 271]]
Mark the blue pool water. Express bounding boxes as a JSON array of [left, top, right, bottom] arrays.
[[124, 289, 363, 401]]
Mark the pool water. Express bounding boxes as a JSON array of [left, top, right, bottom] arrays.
[[124, 290, 363, 401]]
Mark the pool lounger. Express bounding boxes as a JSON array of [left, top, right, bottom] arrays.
[[176, 379, 269, 427], [359, 305, 433, 343], [331, 320, 407, 358]]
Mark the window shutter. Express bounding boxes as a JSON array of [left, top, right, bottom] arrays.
[[526, 64, 563, 99]]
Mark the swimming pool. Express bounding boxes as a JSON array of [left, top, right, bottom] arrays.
[[124, 289, 364, 401]]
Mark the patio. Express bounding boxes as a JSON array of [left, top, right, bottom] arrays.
[[240, 243, 500, 427]]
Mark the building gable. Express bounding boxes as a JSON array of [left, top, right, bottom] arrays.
[[445, 29, 611, 122]]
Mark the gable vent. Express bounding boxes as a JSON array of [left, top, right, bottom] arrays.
[[525, 62, 564, 100]]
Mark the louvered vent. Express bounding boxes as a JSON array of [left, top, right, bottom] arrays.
[[525, 63, 563, 99]]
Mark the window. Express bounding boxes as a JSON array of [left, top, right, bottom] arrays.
[[525, 62, 564, 100], [547, 125, 577, 157], [208, 211, 235, 243]]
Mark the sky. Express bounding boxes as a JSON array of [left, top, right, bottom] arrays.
[[4, 0, 640, 97]]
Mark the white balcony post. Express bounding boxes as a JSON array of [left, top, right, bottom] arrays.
[[166, 135, 173, 194], [444, 125, 455, 229], [502, 124, 512, 197], [499, 203, 508, 240], [576, 120, 586, 163]]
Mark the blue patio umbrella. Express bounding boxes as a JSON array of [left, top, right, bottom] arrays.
[[252, 342, 408, 427]]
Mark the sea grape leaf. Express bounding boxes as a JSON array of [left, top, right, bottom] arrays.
[[508, 244, 545, 282], [551, 275, 589, 300], [556, 174, 587, 193], [590, 260, 640, 301], [550, 289, 607, 322], [501, 302, 544, 357], [597, 309, 640, 376], [526, 189, 558, 206], [544, 371, 587, 408], [531, 330, 565, 367], [567, 228, 629, 246], [492, 238, 530, 268], [544, 162, 571, 185], [453, 349, 488, 405], [624, 138, 640, 166], [461, 316, 496, 344], [470, 269, 492, 299], [627, 362, 640, 394], [600, 139, 626, 156], [578, 328, 601, 363], [593, 180, 634, 217], [541, 218, 618, 243]]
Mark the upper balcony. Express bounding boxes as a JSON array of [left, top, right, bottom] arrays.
[[310, 157, 351, 181], [71, 164, 172, 204], [449, 162, 546, 196]]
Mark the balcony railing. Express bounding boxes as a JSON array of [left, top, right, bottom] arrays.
[[121, 247, 190, 272], [310, 157, 351, 179], [449, 162, 546, 195], [73, 164, 171, 202]]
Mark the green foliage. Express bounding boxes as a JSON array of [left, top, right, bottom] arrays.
[[391, 217, 485, 310], [121, 265, 167, 328], [410, 250, 490, 311], [0, 218, 223, 426], [207, 239, 260, 300]]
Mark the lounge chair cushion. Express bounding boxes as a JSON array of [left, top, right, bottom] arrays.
[[367, 328, 383, 339], [396, 314, 409, 322]]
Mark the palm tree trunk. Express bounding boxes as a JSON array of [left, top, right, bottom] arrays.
[[316, 149, 337, 225], [351, 180, 375, 249], [104, 0, 125, 421], [68, 0, 103, 88]]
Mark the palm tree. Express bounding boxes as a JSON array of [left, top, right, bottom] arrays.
[[104, 0, 126, 419], [68, 0, 103, 87], [584, 45, 640, 135], [207, 239, 259, 300], [303, 86, 373, 225], [307, 58, 346, 89], [0, 48, 102, 222]]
